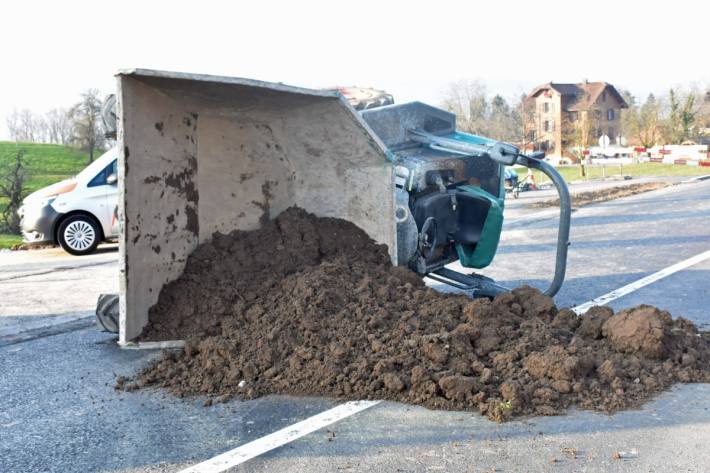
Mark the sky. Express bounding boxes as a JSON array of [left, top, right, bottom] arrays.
[[1, 0, 708, 139]]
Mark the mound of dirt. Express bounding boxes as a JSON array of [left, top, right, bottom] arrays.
[[122, 207, 710, 421], [533, 182, 669, 208]]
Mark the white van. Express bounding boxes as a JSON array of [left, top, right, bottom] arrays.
[[18, 148, 119, 255]]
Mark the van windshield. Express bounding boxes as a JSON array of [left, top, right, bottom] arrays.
[[88, 159, 118, 187], [76, 148, 118, 182]]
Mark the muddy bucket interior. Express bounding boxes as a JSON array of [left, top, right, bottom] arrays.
[[117, 69, 395, 344]]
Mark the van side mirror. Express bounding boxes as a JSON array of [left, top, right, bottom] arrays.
[[106, 173, 117, 185]]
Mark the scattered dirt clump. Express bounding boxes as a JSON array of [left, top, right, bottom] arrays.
[[533, 182, 670, 208], [125, 207, 710, 421]]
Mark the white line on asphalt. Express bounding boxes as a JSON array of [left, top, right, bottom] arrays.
[[178, 400, 381, 473], [504, 208, 562, 225], [572, 249, 710, 314]]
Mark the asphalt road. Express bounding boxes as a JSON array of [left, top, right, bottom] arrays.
[[1, 178, 710, 472], [0, 244, 118, 344]]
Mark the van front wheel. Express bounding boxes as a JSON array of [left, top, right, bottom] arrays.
[[58, 215, 100, 255]]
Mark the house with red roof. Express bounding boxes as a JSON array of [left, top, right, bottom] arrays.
[[523, 81, 628, 158]]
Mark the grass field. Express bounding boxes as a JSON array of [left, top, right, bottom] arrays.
[[0, 141, 93, 194], [518, 162, 710, 185], [0, 141, 97, 248], [0, 233, 22, 249]]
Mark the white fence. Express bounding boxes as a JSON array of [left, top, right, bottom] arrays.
[[588, 144, 708, 166]]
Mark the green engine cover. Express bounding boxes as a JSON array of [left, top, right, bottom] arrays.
[[454, 184, 505, 269]]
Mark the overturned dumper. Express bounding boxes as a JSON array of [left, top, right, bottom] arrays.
[[116, 69, 570, 345]]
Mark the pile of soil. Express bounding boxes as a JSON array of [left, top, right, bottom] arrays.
[[122, 207, 710, 421], [533, 182, 670, 208]]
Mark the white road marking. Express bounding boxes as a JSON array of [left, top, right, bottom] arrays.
[[179, 400, 381, 473], [504, 208, 562, 225], [572, 249, 710, 314]]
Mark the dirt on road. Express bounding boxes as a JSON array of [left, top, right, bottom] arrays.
[[122, 207, 710, 421], [534, 182, 670, 208]]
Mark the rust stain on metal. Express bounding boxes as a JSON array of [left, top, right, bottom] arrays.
[[251, 180, 277, 226], [161, 153, 199, 236], [239, 172, 254, 183], [185, 205, 199, 235], [305, 143, 324, 157]]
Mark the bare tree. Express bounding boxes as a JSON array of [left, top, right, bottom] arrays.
[[636, 94, 661, 148], [6, 109, 47, 142], [5, 110, 20, 141], [440, 81, 523, 143], [45, 108, 73, 145], [562, 110, 598, 161], [69, 89, 106, 163], [440, 80, 490, 136], [0, 149, 28, 234], [519, 95, 537, 152]]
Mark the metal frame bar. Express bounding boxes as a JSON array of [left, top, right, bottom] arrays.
[[515, 153, 571, 297], [418, 145, 571, 298], [428, 268, 510, 298]]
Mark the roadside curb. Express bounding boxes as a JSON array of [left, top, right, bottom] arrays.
[[684, 174, 710, 183]]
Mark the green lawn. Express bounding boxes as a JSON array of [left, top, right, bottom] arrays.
[[0, 141, 94, 194], [0, 142, 99, 240], [517, 162, 710, 185], [0, 233, 22, 249]]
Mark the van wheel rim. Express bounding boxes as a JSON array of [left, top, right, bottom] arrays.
[[64, 221, 95, 251]]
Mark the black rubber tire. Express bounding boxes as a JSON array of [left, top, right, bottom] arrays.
[[96, 293, 119, 333], [57, 214, 101, 256]]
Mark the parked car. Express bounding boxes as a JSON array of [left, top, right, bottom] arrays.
[[18, 148, 119, 255]]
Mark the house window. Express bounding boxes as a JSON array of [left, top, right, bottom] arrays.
[[608, 127, 615, 139], [544, 120, 550, 132], [595, 128, 602, 138], [569, 111, 578, 122], [529, 130, 536, 141], [543, 102, 550, 113], [607, 109, 615, 120], [595, 110, 602, 119]]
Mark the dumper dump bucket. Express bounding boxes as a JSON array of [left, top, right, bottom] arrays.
[[117, 69, 395, 344]]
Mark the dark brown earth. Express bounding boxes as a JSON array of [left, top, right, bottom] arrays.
[[122, 207, 710, 421], [533, 182, 670, 208]]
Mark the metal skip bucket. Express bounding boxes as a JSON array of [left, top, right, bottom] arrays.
[[116, 69, 396, 344]]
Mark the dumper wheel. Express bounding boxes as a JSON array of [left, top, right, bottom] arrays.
[[96, 293, 119, 333]]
